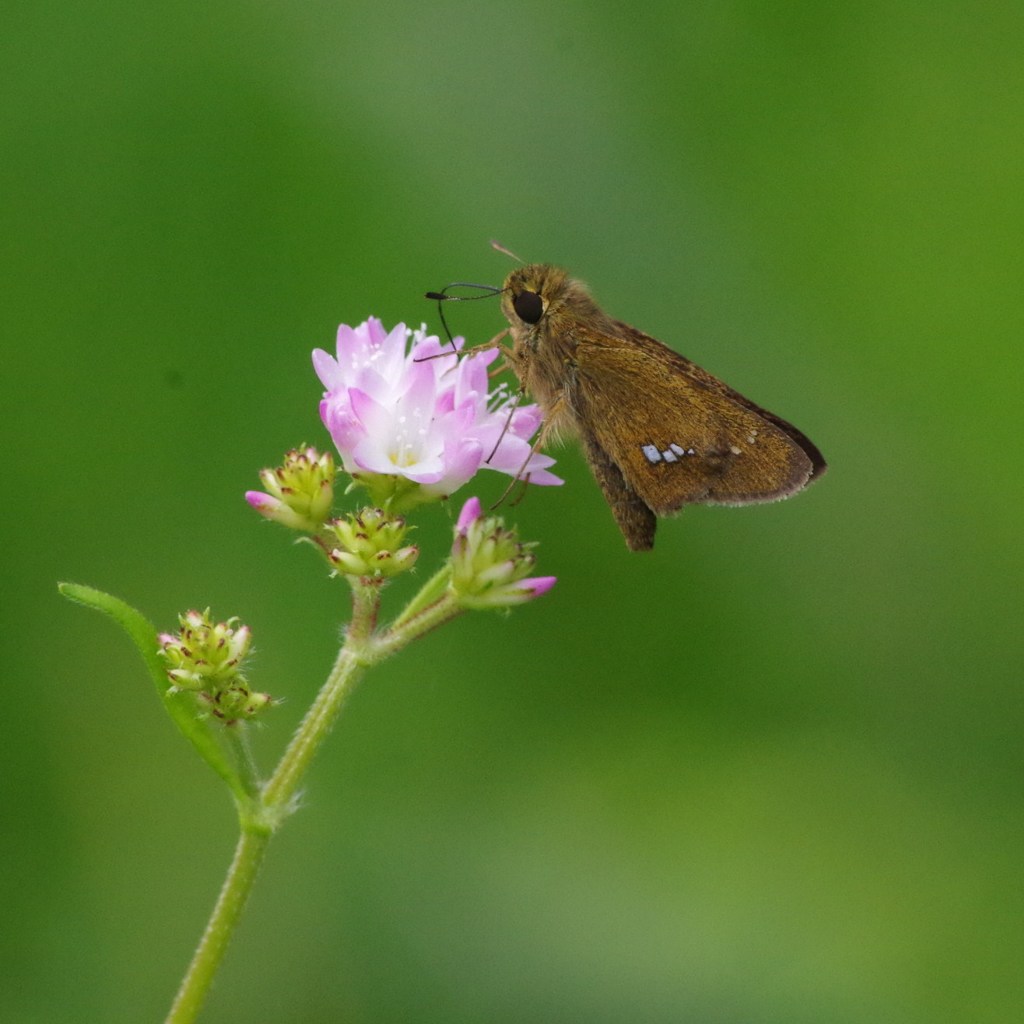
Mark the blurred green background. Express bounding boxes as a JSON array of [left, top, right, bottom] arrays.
[[4, 2, 1021, 1021]]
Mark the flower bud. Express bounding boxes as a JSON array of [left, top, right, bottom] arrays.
[[325, 507, 419, 579], [157, 609, 272, 724], [202, 684, 274, 722], [246, 446, 335, 531], [449, 497, 556, 610]]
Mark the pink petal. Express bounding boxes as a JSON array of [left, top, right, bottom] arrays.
[[245, 490, 279, 512], [456, 496, 482, 532], [519, 576, 558, 599], [433, 439, 484, 493], [312, 348, 340, 389]]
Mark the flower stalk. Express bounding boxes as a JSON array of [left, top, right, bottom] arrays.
[[165, 829, 270, 1024], [163, 553, 481, 1022], [61, 312, 560, 1024]]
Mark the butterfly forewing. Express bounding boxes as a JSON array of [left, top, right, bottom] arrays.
[[572, 323, 816, 514], [494, 262, 826, 549]]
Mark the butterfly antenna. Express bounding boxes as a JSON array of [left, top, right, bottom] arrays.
[[424, 281, 503, 348], [489, 239, 524, 263]]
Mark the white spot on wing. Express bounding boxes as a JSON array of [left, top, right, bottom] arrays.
[[642, 442, 697, 464]]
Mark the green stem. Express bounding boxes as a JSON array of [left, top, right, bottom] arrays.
[[389, 564, 450, 631], [374, 592, 463, 660], [164, 827, 270, 1024], [163, 580, 465, 1022], [260, 645, 367, 813], [163, 643, 365, 1024]]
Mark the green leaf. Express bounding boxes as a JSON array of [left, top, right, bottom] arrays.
[[58, 582, 248, 802]]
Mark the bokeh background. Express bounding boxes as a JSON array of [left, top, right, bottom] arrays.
[[4, 3, 1021, 1022]]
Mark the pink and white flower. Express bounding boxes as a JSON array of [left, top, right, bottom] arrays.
[[313, 318, 560, 503]]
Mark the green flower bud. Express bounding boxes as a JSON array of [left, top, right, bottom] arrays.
[[246, 446, 335, 531], [325, 507, 419, 579], [449, 497, 556, 610], [157, 610, 273, 724]]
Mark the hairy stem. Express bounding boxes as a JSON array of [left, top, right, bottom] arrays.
[[164, 828, 270, 1024]]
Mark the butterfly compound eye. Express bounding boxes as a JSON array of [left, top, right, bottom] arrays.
[[512, 289, 544, 325]]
